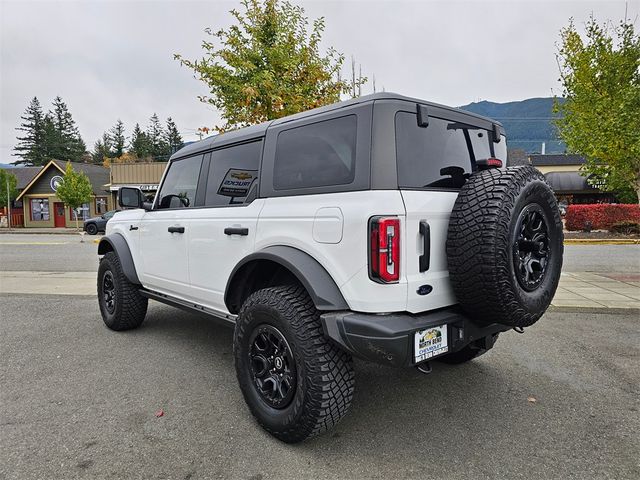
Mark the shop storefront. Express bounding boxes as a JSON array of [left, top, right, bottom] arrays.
[[16, 160, 111, 228]]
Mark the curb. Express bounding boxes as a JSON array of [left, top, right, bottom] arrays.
[[564, 239, 640, 245]]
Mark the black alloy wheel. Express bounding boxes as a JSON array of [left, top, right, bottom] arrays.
[[102, 270, 116, 314], [248, 325, 297, 409], [513, 204, 550, 292], [86, 223, 98, 235]]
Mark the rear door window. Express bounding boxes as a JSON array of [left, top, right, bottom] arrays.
[[273, 115, 357, 190], [205, 141, 262, 206]]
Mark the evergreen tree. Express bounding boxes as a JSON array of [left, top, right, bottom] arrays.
[[13, 97, 48, 166], [130, 123, 151, 159], [47, 96, 86, 162], [164, 117, 184, 155], [147, 114, 167, 160], [109, 119, 126, 158]]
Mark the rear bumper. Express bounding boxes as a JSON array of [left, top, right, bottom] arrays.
[[320, 307, 508, 367]]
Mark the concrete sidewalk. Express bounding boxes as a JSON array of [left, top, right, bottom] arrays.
[[553, 271, 640, 309], [1, 270, 639, 310]]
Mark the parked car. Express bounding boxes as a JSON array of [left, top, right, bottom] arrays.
[[96, 93, 563, 443], [83, 210, 118, 235]]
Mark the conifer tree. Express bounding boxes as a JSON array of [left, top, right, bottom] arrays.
[[164, 117, 184, 155], [13, 97, 48, 166]]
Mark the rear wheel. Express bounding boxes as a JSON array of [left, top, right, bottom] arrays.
[[97, 251, 147, 331], [85, 223, 98, 235], [234, 285, 355, 443]]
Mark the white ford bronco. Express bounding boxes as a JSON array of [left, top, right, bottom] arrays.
[[97, 93, 563, 443]]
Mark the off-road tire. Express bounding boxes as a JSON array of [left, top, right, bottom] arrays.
[[85, 223, 98, 235], [97, 251, 147, 331], [446, 166, 563, 328], [234, 285, 355, 443]]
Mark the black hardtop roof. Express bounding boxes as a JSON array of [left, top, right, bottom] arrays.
[[171, 92, 503, 160]]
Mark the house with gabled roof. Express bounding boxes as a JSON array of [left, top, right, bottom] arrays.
[[15, 160, 112, 228]]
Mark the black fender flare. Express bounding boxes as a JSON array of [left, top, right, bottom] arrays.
[[97, 233, 141, 285], [225, 246, 349, 313]]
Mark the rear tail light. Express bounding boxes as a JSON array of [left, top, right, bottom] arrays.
[[369, 216, 400, 283]]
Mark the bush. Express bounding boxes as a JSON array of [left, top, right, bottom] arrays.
[[565, 204, 640, 231], [609, 221, 640, 235]]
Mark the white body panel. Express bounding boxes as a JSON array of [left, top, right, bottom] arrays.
[[399, 190, 458, 313]]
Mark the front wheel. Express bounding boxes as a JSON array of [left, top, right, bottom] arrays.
[[233, 285, 355, 443], [97, 251, 147, 331]]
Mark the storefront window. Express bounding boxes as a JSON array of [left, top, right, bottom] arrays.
[[95, 197, 107, 214], [30, 198, 50, 221], [70, 203, 91, 221]]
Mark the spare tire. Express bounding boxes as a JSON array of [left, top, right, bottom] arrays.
[[446, 166, 563, 328]]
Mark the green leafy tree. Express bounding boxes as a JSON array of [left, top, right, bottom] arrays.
[[129, 123, 151, 159], [555, 17, 640, 203], [109, 119, 127, 158], [55, 162, 93, 230], [174, 0, 365, 131], [0, 169, 18, 209], [164, 117, 184, 155], [13, 97, 48, 166]]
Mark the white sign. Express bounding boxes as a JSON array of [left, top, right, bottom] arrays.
[[217, 169, 257, 197], [50, 175, 63, 192]]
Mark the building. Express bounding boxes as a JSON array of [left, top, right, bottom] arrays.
[[529, 154, 615, 204], [16, 160, 111, 228], [108, 162, 167, 205]]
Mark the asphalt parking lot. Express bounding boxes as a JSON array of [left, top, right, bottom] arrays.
[[1, 236, 639, 479]]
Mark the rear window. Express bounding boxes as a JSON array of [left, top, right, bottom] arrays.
[[395, 112, 497, 189], [273, 115, 357, 190]]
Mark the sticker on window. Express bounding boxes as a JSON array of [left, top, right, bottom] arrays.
[[217, 169, 258, 197]]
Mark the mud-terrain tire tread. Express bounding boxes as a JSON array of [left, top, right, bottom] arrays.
[[234, 285, 355, 443], [97, 251, 147, 331], [446, 166, 563, 328]]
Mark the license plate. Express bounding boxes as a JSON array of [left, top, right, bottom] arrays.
[[414, 324, 448, 362]]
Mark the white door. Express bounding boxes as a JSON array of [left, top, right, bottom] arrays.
[[187, 140, 264, 311], [139, 154, 203, 298]]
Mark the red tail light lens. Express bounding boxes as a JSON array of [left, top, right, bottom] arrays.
[[369, 216, 400, 283], [476, 157, 503, 169]]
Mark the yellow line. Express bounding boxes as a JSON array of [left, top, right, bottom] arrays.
[[0, 242, 69, 245], [564, 239, 640, 245]]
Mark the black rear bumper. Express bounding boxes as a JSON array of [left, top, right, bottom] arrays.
[[320, 307, 508, 367]]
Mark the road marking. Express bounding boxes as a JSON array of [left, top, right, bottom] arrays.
[[0, 242, 69, 245]]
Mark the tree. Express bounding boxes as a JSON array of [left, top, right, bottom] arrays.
[[55, 162, 93, 230], [109, 120, 127, 158], [174, 0, 365, 131], [164, 117, 184, 155], [129, 123, 151, 159], [13, 97, 48, 166], [147, 114, 167, 159], [91, 133, 112, 164], [0, 169, 18, 210], [47, 96, 86, 162], [555, 17, 640, 203]]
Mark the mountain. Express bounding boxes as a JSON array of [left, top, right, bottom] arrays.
[[459, 97, 566, 154]]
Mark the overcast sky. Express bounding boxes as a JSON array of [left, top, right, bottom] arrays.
[[1, 0, 636, 164]]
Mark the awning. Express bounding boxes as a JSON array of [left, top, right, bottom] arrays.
[[544, 171, 598, 193]]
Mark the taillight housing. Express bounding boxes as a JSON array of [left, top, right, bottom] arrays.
[[369, 216, 400, 283], [476, 157, 503, 169]]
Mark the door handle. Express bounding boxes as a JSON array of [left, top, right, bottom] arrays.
[[224, 227, 249, 236], [168, 226, 185, 234], [419, 220, 430, 272], [129, 225, 138, 231]]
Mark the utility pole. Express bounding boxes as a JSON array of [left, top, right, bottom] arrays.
[[6, 176, 11, 230]]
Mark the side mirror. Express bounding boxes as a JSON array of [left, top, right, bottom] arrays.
[[119, 187, 145, 209]]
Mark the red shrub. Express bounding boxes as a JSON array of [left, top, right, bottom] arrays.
[[565, 204, 640, 231]]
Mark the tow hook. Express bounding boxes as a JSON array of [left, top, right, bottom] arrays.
[[513, 326, 525, 334], [416, 362, 432, 375]]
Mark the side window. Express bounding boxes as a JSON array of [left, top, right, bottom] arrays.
[[205, 141, 262, 207], [273, 115, 357, 190], [156, 155, 203, 209], [396, 113, 474, 189]]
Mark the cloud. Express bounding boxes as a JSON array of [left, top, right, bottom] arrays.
[[1, 0, 634, 163]]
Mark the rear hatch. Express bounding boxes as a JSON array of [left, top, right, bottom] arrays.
[[395, 109, 506, 313]]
